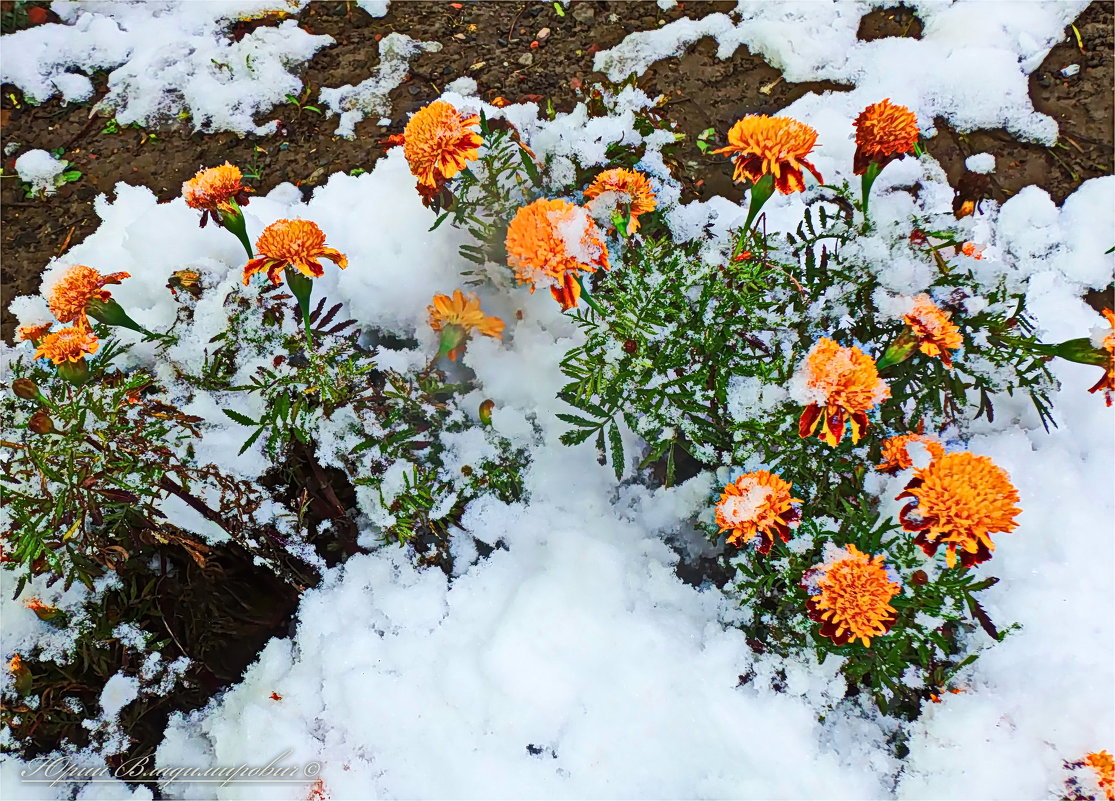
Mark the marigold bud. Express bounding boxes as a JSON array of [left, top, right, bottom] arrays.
[[11, 379, 40, 401], [28, 410, 55, 435], [911, 569, 928, 585], [479, 399, 495, 427]]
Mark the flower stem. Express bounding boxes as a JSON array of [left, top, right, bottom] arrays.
[[743, 173, 776, 232], [284, 266, 315, 347], [220, 202, 254, 259], [574, 275, 605, 316], [860, 161, 882, 222]]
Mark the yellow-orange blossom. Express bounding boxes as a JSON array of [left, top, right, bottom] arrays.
[[243, 219, 348, 286], [713, 115, 823, 194], [427, 290, 504, 360], [715, 471, 801, 554], [797, 338, 890, 447], [402, 100, 483, 187], [806, 544, 901, 647], [897, 451, 1020, 569], [504, 198, 609, 311], [46, 265, 131, 327], [583, 168, 657, 233], [853, 98, 920, 175]]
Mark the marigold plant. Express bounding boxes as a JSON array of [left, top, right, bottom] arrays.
[[243, 219, 348, 285], [1087, 307, 1115, 406], [796, 338, 890, 447], [713, 115, 822, 194], [804, 544, 901, 647], [182, 163, 252, 221], [1086, 751, 1115, 801], [898, 451, 1021, 569], [904, 294, 963, 369], [33, 325, 99, 365], [715, 471, 801, 554], [505, 198, 609, 311]]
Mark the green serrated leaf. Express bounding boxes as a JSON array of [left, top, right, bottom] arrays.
[[222, 408, 258, 426], [608, 423, 624, 481]]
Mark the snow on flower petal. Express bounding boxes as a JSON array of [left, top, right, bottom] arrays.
[[904, 294, 963, 369], [792, 338, 889, 447], [583, 168, 657, 233], [877, 433, 945, 474], [505, 198, 609, 311], [715, 470, 801, 554]]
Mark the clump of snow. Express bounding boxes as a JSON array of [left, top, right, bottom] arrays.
[[355, 0, 389, 18], [965, 152, 997, 174], [550, 204, 606, 270], [98, 674, 139, 719], [718, 482, 773, 526], [594, 1, 1087, 144], [14, 149, 66, 195], [1, 1, 332, 134], [319, 33, 441, 138]]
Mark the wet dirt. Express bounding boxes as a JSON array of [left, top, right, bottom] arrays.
[[2, 1, 1112, 338]]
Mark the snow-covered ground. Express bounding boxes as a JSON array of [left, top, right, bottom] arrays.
[[2, 2, 1112, 799]]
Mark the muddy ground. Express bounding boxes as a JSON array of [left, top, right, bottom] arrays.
[[2, 1, 1112, 338]]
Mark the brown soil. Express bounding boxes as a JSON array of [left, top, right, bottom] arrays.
[[2, 1, 1112, 338]]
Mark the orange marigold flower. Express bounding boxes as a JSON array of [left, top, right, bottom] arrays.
[[795, 338, 890, 447], [505, 198, 609, 311], [243, 219, 348, 286], [402, 100, 483, 187], [712, 115, 823, 194], [853, 98, 920, 175], [8, 653, 23, 673], [1088, 308, 1115, 406], [182, 162, 252, 226], [877, 433, 945, 473], [1086, 751, 1115, 801], [46, 265, 131, 326], [428, 289, 504, 360], [804, 544, 901, 647], [904, 294, 963, 369], [583, 168, 657, 233], [897, 451, 1020, 569], [715, 471, 802, 554], [33, 326, 99, 365], [17, 322, 52, 344], [960, 241, 984, 259]]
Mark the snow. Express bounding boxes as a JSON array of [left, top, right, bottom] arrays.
[[2, 1, 1114, 799], [98, 674, 139, 719], [965, 152, 997, 174], [14, 149, 65, 195], [594, 1, 1087, 144], [319, 33, 442, 139], [1, 1, 332, 134]]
